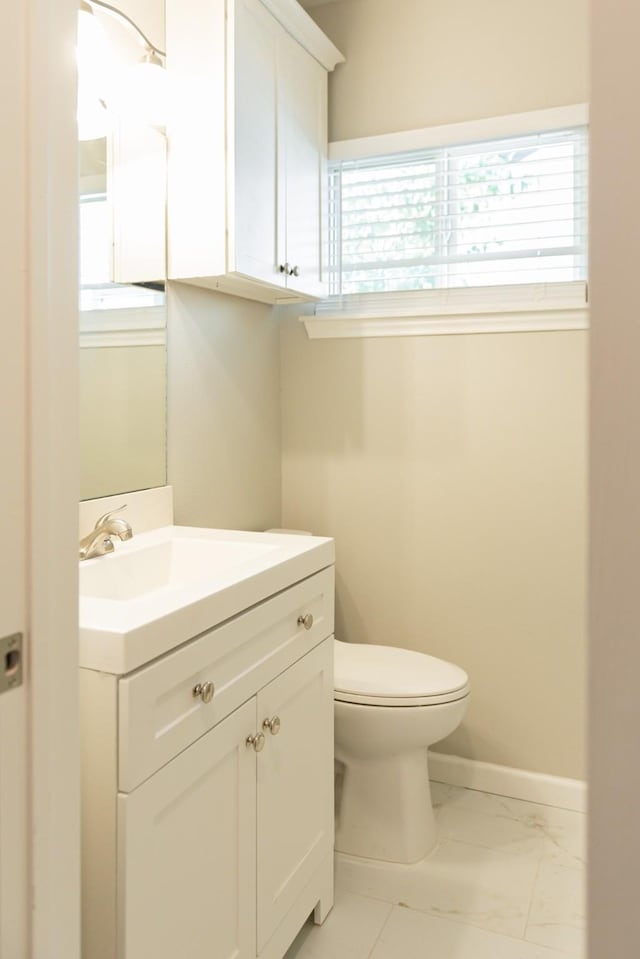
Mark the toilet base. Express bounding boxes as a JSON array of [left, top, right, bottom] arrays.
[[335, 749, 436, 864]]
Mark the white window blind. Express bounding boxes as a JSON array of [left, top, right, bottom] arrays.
[[328, 127, 588, 297]]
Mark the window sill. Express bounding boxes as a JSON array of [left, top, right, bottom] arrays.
[[301, 282, 588, 340]]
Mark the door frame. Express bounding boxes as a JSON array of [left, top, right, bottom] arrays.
[[0, 0, 80, 955]]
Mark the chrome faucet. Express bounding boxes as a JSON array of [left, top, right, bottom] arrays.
[[79, 506, 133, 561]]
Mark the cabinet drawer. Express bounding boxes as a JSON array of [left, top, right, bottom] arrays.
[[118, 566, 334, 791]]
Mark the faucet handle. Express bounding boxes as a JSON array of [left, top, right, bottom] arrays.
[[78, 534, 115, 561], [94, 505, 128, 529]]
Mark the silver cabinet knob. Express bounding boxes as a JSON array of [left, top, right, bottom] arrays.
[[289, 265, 300, 277], [193, 680, 214, 704], [279, 262, 290, 274], [297, 613, 314, 630], [263, 716, 281, 736], [246, 732, 265, 752]]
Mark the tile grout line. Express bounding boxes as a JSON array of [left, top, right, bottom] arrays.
[[364, 900, 396, 959], [434, 783, 587, 824]]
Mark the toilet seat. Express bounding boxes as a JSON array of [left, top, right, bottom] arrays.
[[334, 641, 470, 707]]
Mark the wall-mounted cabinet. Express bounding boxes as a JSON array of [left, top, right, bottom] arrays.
[[166, 0, 343, 304]]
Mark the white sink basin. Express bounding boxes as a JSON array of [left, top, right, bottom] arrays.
[[80, 537, 279, 602], [79, 525, 334, 675]]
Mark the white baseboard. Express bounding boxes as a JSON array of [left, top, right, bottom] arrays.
[[428, 751, 587, 814]]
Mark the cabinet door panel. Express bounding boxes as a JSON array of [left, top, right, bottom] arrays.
[[279, 31, 328, 300], [233, 0, 282, 288], [256, 638, 334, 950], [118, 699, 257, 959]]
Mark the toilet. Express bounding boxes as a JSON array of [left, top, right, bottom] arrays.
[[334, 639, 470, 864], [264, 531, 470, 865]]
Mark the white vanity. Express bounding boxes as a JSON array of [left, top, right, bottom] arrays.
[[80, 526, 335, 959]]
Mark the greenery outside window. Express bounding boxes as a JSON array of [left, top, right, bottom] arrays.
[[328, 127, 587, 297], [306, 111, 589, 339]]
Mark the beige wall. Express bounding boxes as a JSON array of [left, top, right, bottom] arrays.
[[310, 0, 588, 141], [167, 283, 282, 530], [80, 345, 167, 500], [281, 0, 589, 778], [589, 0, 640, 952], [281, 323, 587, 778]]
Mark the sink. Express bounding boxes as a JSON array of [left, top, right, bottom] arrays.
[[80, 537, 279, 602], [78, 525, 334, 675]]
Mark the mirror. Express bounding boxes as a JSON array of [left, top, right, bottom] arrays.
[[78, 34, 168, 501]]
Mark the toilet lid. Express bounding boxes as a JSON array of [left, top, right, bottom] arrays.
[[334, 641, 470, 707]]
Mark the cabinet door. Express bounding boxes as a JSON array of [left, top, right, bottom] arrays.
[[118, 699, 257, 959], [278, 30, 328, 300], [232, 0, 283, 289], [256, 638, 334, 950]]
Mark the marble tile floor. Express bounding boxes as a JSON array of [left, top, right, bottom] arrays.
[[286, 782, 586, 959]]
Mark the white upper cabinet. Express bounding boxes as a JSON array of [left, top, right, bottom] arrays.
[[276, 25, 328, 299], [233, 0, 279, 289], [165, 0, 343, 304]]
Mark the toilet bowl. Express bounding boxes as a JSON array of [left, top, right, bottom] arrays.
[[334, 639, 470, 864], [264, 533, 470, 864]]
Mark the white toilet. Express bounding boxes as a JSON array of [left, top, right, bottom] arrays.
[[334, 639, 470, 864], [264, 531, 470, 865]]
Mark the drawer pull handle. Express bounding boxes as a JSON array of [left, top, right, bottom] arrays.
[[193, 680, 215, 704], [246, 732, 265, 753], [297, 613, 314, 630], [263, 715, 281, 736]]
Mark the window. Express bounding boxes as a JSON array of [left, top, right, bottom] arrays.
[[328, 126, 587, 298]]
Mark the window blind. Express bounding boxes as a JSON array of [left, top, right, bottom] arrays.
[[328, 127, 588, 297]]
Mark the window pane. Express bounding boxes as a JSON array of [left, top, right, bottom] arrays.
[[329, 128, 588, 296]]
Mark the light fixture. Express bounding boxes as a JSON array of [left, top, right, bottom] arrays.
[[77, 1, 110, 84], [77, 0, 167, 134], [107, 46, 168, 129], [77, 0, 111, 139]]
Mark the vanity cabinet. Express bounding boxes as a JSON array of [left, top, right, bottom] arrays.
[[81, 566, 335, 959], [165, 0, 343, 304]]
